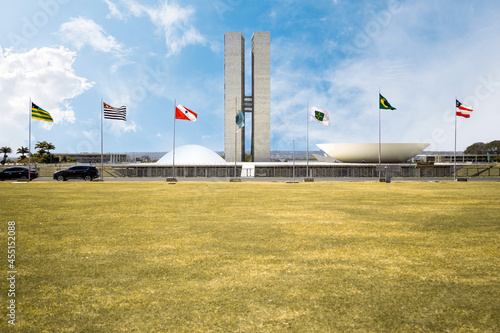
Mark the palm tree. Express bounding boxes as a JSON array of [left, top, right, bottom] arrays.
[[17, 146, 29, 159], [35, 141, 47, 157], [35, 141, 56, 163], [46, 142, 55, 154], [35, 141, 55, 156], [1, 146, 12, 165]]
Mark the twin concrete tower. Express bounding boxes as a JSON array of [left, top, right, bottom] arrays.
[[224, 32, 270, 162]]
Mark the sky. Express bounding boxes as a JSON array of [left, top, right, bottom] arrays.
[[1, 0, 500, 157]]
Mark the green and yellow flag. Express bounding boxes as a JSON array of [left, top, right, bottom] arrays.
[[379, 94, 396, 110], [31, 102, 53, 122]]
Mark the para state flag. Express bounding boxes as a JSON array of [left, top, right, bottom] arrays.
[[310, 107, 330, 126], [379, 94, 396, 110], [456, 100, 473, 118], [175, 105, 197, 121], [31, 102, 53, 122]]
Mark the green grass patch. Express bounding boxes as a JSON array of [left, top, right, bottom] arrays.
[[1, 181, 499, 332]]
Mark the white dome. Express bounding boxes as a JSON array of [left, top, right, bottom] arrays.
[[156, 145, 226, 165]]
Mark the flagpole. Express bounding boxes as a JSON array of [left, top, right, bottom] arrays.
[[101, 98, 104, 180], [306, 100, 309, 179], [234, 98, 237, 178], [293, 139, 296, 183], [172, 99, 176, 179], [28, 98, 32, 181], [378, 91, 381, 166], [454, 98, 457, 181]]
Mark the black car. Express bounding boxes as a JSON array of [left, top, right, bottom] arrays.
[[0, 167, 38, 180], [53, 165, 99, 181]]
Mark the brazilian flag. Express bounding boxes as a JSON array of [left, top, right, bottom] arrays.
[[31, 102, 53, 122], [379, 94, 396, 110]]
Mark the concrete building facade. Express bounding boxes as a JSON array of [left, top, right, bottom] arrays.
[[224, 31, 270, 162], [224, 32, 245, 162], [251, 32, 271, 162]]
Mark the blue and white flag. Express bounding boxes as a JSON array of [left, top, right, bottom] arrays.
[[235, 109, 244, 129]]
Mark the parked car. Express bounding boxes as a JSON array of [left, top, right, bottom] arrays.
[[0, 167, 38, 180], [53, 165, 99, 181]]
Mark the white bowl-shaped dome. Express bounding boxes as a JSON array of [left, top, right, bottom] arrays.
[[316, 143, 430, 163], [156, 145, 226, 165]]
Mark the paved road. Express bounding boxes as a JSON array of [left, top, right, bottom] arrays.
[[28, 177, 500, 182]]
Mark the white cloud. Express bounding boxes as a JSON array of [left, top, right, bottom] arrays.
[[108, 0, 206, 56], [59, 17, 125, 54], [0, 46, 93, 153], [108, 120, 137, 137], [103, 0, 125, 20], [270, 1, 500, 151]]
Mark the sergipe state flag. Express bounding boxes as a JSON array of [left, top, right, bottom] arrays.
[[175, 105, 197, 121], [103, 102, 127, 121], [456, 100, 473, 118], [31, 102, 53, 122], [310, 107, 330, 126], [379, 94, 396, 110]]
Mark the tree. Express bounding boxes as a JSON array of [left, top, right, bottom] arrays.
[[35, 141, 56, 163], [17, 146, 29, 159], [35, 141, 47, 157], [465, 140, 500, 155], [486, 140, 500, 154], [464, 142, 487, 155], [35, 141, 55, 156], [1, 146, 12, 165], [45, 142, 55, 154], [61, 155, 76, 163]]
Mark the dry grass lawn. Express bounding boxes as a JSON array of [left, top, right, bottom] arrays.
[[0, 180, 499, 332]]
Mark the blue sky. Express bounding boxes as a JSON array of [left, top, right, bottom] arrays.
[[1, 0, 500, 156]]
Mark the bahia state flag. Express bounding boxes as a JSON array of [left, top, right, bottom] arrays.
[[379, 94, 396, 110], [310, 107, 330, 126], [103, 102, 127, 121], [456, 100, 473, 118], [175, 105, 197, 121], [31, 102, 53, 122]]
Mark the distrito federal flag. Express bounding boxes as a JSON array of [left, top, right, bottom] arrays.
[[175, 105, 197, 121], [310, 107, 330, 126], [456, 100, 473, 118], [103, 102, 127, 121]]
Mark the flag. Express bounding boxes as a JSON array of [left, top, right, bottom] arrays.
[[235, 109, 244, 129], [175, 105, 197, 121], [310, 107, 330, 126], [103, 102, 126, 121], [31, 102, 53, 122], [456, 100, 473, 118], [379, 94, 396, 110]]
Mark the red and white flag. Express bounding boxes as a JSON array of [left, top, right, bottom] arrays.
[[456, 100, 473, 118], [175, 105, 197, 121]]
